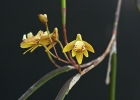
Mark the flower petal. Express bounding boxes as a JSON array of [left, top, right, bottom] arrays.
[[83, 50, 88, 57], [83, 41, 95, 53], [34, 30, 43, 39], [76, 51, 83, 64], [20, 42, 35, 48], [76, 34, 82, 41], [27, 32, 34, 38], [72, 49, 76, 57], [40, 35, 50, 45], [52, 28, 59, 40], [63, 40, 76, 52]]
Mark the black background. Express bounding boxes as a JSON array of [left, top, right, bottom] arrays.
[[1, 0, 140, 100]]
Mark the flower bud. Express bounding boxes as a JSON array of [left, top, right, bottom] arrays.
[[38, 14, 48, 24]]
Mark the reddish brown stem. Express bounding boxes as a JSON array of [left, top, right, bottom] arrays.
[[50, 59, 61, 68], [62, 26, 68, 44]]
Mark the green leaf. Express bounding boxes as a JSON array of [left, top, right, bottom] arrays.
[[18, 65, 74, 100], [55, 74, 81, 100], [109, 52, 117, 100], [105, 41, 117, 100]]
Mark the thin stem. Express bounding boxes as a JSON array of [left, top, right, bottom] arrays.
[[56, 39, 79, 70], [78, 64, 81, 74], [42, 44, 70, 64], [57, 39, 79, 69], [44, 18, 50, 33], [68, 52, 77, 65], [44, 22, 67, 64], [44, 16, 60, 68], [61, 0, 77, 66], [47, 51, 61, 68], [55, 39, 70, 62], [81, 0, 122, 74], [61, 0, 67, 44], [80, 1, 122, 100], [48, 32, 59, 58]]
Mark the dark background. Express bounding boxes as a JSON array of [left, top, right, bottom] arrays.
[[1, 0, 140, 100]]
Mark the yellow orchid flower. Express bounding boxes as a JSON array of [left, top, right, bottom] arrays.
[[40, 28, 59, 51], [63, 34, 95, 64], [20, 28, 59, 54], [20, 30, 43, 54]]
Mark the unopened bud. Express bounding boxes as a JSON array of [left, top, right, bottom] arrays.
[[38, 14, 48, 24]]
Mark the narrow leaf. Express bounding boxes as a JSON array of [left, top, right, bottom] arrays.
[[55, 74, 81, 100], [105, 41, 117, 100], [109, 52, 117, 100], [18, 65, 74, 100]]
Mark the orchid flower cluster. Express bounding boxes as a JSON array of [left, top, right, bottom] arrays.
[[20, 14, 95, 72]]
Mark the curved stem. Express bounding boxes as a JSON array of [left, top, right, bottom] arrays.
[[44, 45, 69, 64], [55, 39, 70, 61], [80, 0, 122, 100], [45, 20, 50, 33], [42, 44, 70, 64], [48, 33, 59, 58], [56, 39, 79, 70], [47, 51, 61, 68]]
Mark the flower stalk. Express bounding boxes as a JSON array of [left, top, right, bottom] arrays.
[[61, 0, 67, 44], [61, 0, 77, 66]]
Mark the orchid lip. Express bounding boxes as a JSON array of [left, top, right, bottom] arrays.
[[73, 41, 85, 52]]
